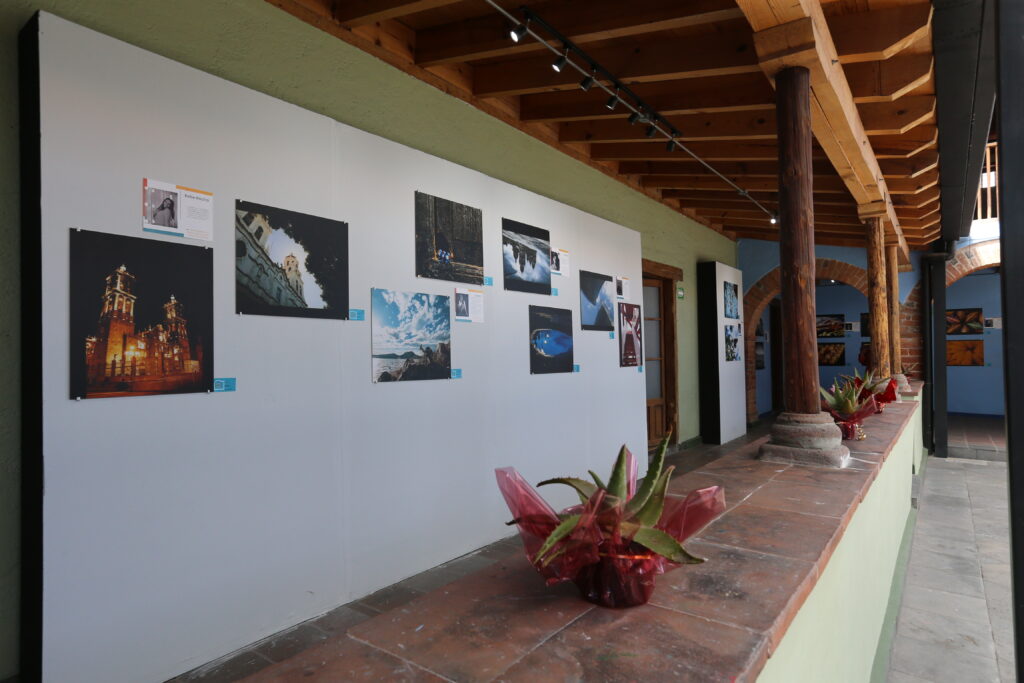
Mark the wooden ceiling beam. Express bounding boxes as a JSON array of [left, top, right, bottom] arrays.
[[415, 0, 743, 66], [844, 54, 934, 103], [879, 149, 939, 179], [334, 0, 463, 27], [737, 0, 908, 262], [694, 208, 861, 227], [830, 4, 933, 64], [872, 126, 938, 159], [892, 187, 940, 208], [886, 171, 940, 195], [618, 159, 836, 176], [642, 174, 848, 193], [662, 189, 853, 205], [859, 96, 936, 136], [683, 199, 859, 218], [899, 215, 941, 230], [722, 218, 866, 234], [560, 109, 776, 143], [895, 202, 941, 220], [590, 141, 825, 162]]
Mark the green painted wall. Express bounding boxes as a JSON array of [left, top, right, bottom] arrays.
[[0, 1, 736, 675], [757, 404, 916, 683]]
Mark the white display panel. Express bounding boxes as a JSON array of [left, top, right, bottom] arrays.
[[34, 13, 645, 683], [714, 262, 747, 443]]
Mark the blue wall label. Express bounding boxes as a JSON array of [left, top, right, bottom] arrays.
[[349, 309, 365, 321], [551, 287, 559, 296], [572, 364, 580, 373], [638, 366, 643, 373], [609, 331, 615, 339], [451, 368, 462, 379], [213, 378, 236, 392], [483, 276, 493, 286]]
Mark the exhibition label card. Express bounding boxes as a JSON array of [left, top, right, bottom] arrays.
[[616, 276, 631, 300], [142, 178, 214, 241], [454, 288, 484, 323], [550, 248, 571, 276]]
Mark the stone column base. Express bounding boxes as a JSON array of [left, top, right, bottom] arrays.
[[759, 411, 850, 468], [893, 373, 912, 394]]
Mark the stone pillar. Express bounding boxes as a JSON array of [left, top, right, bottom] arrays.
[[887, 244, 911, 392], [866, 216, 892, 378], [759, 66, 849, 468]]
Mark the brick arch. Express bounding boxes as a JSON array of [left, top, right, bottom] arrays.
[[743, 259, 870, 422], [900, 239, 1001, 379]]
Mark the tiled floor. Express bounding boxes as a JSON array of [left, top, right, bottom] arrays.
[[888, 456, 1014, 682], [947, 413, 1006, 461], [170, 428, 772, 683]]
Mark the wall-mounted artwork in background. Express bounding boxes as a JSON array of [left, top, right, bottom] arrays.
[[725, 324, 742, 361], [816, 314, 845, 338], [723, 281, 739, 319], [371, 288, 451, 382], [235, 200, 349, 319], [946, 308, 985, 335], [502, 218, 551, 294], [947, 339, 985, 366], [618, 302, 642, 367], [755, 318, 765, 338], [529, 305, 574, 374], [414, 191, 483, 285], [755, 341, 765, 370], [580, 270, 615, 331], [860, 312, 870, 338], [69, 229, 214, 399], [818, 342, 846, 366]]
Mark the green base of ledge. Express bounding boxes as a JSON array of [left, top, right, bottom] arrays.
[[869, 507, 917, 682]]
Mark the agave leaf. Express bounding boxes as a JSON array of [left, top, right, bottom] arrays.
[[632, 527, 705, 564], [633, 466, 675, 527], [588, 470, 608, 491], [624, 432, 671, 517], [606, 445, 631, 502], [533, 513, 581, 562], [537, 477, 598, 504]]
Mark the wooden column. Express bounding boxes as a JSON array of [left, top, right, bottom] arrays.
[[777, 66, 819, 415], [886, 244, 903, 375], [866, 217, 892, 377]]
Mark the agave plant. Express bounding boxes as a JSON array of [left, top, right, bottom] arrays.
[[531, 434, 702, 566], [820, 378, 874, 419], [843, 368, 897, 406]]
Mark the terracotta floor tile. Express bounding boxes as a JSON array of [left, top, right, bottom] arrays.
[[349, 555, 593, 682], [651, 540, 816, 643], [695, 503, 842, 564], [743, 478, 861, 518], [495, 604, 767, 683], [241, 635, 444, 682]]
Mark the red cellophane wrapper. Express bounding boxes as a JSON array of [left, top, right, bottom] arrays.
[[495, 465, 725, 607], [854, 377, 898, 411], [827, 395, 878, 439]]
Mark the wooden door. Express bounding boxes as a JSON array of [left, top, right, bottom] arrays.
[[642, 261, 680, 447]]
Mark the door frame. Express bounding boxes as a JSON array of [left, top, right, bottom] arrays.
[[642, 259, 682, 445]]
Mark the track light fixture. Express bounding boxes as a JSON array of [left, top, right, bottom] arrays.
[[579, 73, 595, 91], [770, 216, 778, 225], [510, 21, 529, 42], [666, 137, 677, 152], [645, 125, 657, 138], [605, 89, 620, 111], [552, 48, 568, 73]]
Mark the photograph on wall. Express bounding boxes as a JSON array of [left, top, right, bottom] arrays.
[[616, 276, 631, 300], [529, 305, 573, 374], [142, 177, 214, 241], [235, 200, 349, 319], [454, 287, 484, 323], [580, 270, 616, 331], [818, 342, 846, 366], [503, 218, 552, 294], [618, 302, 643, 367], [550, 247, 570, 276], [947, 340, 985, 366], [69, 229, 214, 399], [723, 281, 740, 319], [724, 324, 742, 361], [860, 312, 870, 338], [755, 341, 766, 370], [946, 308, 985, 335], [755, 318, 765, 338], [371, 288, 451, 382], [414, 191, 483, 285], [816, 313, 845, 338]]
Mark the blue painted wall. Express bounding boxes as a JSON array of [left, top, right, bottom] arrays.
[[755, 308, 772, 415], [815, 283, 869, 389], [946, 272, 1004, 415]]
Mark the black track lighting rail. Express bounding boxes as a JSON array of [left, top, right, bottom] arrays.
[[487, 0, 778, 225]]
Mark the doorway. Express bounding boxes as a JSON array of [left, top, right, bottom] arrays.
[[642, 259, 681, 447]]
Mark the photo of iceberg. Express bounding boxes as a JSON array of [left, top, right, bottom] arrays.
[[503, 218, 551, 295]]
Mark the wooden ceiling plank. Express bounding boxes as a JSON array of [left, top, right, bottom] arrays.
[[642, 174, 848, 193], [590, 141, 814, 161], [415, 0, 743, 66], [860, 96, 936, 136], [845, 54, 934, 103], [560, 109, 777, 143], [661, 188, 852, 205], [892, 187, 940, 208], [335, 0, 464, 27], [872, 125, 938, 159], [886, 171, 940, 195], [829, 4, 934, 65], [879, 149, 939, 179]]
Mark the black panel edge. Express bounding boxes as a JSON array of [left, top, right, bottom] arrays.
[[696, 262, 721, 444], [18, 12, 43, 682]]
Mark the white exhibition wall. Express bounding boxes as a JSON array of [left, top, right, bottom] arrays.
[[36, 13, 645, 683], [714, 263, 747, 443]]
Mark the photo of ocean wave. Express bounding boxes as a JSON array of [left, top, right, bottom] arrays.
[[502, 218, 551, 295]]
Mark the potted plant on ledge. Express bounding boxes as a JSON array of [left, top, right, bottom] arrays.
[[495, 436, 725, 608], [821, 378, 877, 440]]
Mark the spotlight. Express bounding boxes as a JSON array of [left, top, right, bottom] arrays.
[[666, 137, 676, 152], [510, 23, 528, 42], [645, 125, 657, 138], [770, 215, 778, 225], [606, 92, 620, 110], [628, 111, 644, 125], [579, 74, 594, 91], [552, 49, 568, 73]]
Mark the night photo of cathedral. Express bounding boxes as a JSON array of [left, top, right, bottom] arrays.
[[69, 229, 214, 399]]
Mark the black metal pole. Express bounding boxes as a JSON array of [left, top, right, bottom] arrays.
[[996, 0, 1024, 673], [921, 256, 934, 453], [928, 254, 949, 458]]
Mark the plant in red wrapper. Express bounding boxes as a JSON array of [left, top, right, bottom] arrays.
[[495, 435, 725, 608], [820, 378, 877, 440], [844, 368, 898, 413]]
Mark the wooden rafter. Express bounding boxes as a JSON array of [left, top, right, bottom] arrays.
[[335, 0, 463, 27]]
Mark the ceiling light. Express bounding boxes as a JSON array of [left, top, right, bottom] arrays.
[[606, 90, 620, 110], [579, 74, 594, 91], [510, 23, 528, 42], [666, 138, 676, 152], [770, 216, 778, 225], [552, 50, 568, 72], [645, 125, 657, 138]]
